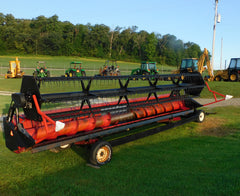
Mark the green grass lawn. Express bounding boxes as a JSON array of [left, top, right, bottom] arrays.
[[0, 55, 174, 77], [0, 55, 240, 195], [0, 79, 239, 116], [0, 106, 240, 195], [0, 60, 240, 116], [0, 95, 11, 115], [0, 55, 173, 115]]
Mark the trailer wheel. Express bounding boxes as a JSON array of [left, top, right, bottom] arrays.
[[58, 144, 71, 149], [49, 144, 72, 153], [89, 140, 112, 166], [196, 110, 205, 123]]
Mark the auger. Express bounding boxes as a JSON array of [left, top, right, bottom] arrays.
[[3, 73, 230, 166]]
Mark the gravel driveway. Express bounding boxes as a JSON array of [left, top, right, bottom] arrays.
[[196, 98, 240, 108]]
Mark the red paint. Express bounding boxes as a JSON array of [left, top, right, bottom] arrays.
[[16, 95, 185, 145]]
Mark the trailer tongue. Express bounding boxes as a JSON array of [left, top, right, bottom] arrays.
[[3, 73, 229, 166]]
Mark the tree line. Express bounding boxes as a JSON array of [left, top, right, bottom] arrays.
[[0, 13, 204, 66]]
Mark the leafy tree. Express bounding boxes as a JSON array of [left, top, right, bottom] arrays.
[[142, 32, 157, 61], [0, 13, 203, 66], [184, 42, 202, 58]]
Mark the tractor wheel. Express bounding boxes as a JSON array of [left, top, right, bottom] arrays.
[[33, 71, 38, 78], [142, 72, 149, 80], [47, 71, 50, 77], [229, 72, 238, 82], [195, 110, 205, 123], [143, 72, 150, 76], [69, 71, 76, 77], [89, 140, 112, 166], [214, 76, 222, 81], [132, 74, 138, 80], [81, 71, 86, 76]]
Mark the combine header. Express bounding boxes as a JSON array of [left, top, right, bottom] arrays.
[[3, 73, 230, 166]]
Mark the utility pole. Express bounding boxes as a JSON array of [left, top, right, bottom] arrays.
[[211, 0, 219, 74], [220, 37, 223, 69]]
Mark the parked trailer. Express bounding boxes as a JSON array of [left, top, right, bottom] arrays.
[[3, 73, 230, 166]]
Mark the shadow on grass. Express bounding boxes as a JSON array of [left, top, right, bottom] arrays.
[[1, 107, 240, 195], [1, 133, 240, 196]]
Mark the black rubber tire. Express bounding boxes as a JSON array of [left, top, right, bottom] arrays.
[[89, 140, 112, 166], [132, 74, 138, 80], [195, 110, 205, 123], [229, 72, 238, 82], [69, 71, 76, 77], [215, 76, 222, 81], [49, 144, 72, 153], [47, 71, 50, 77], [142, 71, 149, 80], [143, 71, 150, 76], [81, 71, 86, 76], [33, 71, 38, 78]]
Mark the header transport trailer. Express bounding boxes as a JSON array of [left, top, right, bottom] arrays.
[[3, 73, 231, 166]]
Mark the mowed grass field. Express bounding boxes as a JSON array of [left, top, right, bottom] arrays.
[[0, 106, 240, 195], [1, 55, 240, 115], [0, 55, 240, 195], [0, 55, 174, 114], [0, 55, 174, 76]]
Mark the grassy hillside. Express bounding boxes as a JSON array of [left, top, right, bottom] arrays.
[[0, 106, 240, 195]]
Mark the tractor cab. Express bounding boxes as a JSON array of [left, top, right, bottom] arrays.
[[180, 58, 198, 73], [228, 58, 240, 71], [227, 58, 240, 81], [65, 62, 86, 77], [33, 61, 50, 78], [98, 60, 120, 76], [131, 61, 158, 76], [141, 62, 157, 72]]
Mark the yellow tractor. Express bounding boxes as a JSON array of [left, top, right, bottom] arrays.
[[214, 58, 240, 81], [5, 57, 24, 79], [173, 48, 214, 81]]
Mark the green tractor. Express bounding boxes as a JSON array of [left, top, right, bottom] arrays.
[[33, 61, 50, 78], [65, 62, 86, 77], [131, 61, 159, 76]]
